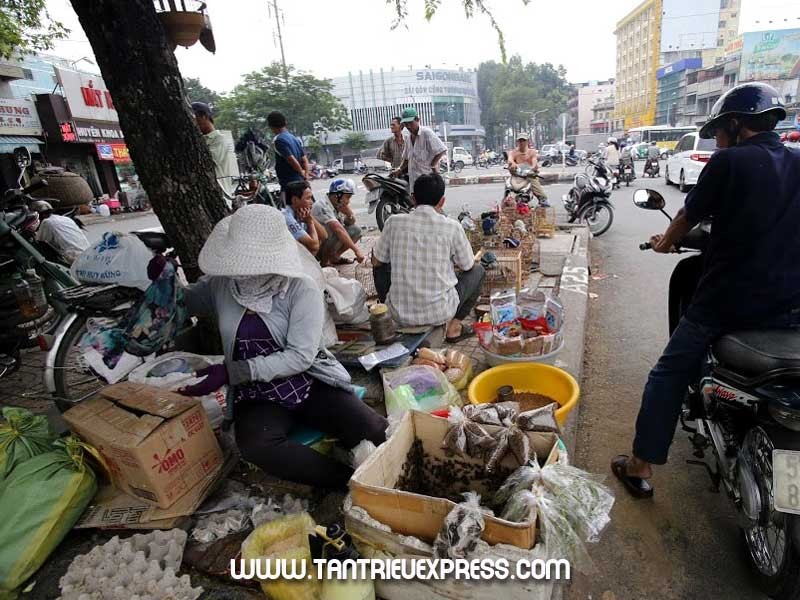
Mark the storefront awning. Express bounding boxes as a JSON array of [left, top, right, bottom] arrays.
[[0, 135, 43, 154]]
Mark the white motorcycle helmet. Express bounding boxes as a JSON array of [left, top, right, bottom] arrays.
[[607, 137, 618, 144]]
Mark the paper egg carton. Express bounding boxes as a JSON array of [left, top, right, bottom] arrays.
[[59, 529, 202, 600], [191, 508, 249, 543]]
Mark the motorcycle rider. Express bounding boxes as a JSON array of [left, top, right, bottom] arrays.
[[507, 133, 549, 207], [603, 137, 620, 169], [612, 83, 800, 498], [619, 142, 636, 179], [31, 200, 90, 264], [644, 141, 660, 175]]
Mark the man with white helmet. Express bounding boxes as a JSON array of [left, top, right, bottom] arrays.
[[312, 178, 365, 265], [31, 201, 90, 264]]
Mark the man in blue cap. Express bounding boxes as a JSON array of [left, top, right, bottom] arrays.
[[392, 107, 447, 191]]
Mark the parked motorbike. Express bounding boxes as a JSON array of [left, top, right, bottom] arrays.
[[562, 158, 615, 236], [636, 188, 800, 599], [225, 141, 283, 210], [0, 147, 79, 376], [363, 172, 412, 231], [643, 157, 660, 178], [504, 164, 541, 206]]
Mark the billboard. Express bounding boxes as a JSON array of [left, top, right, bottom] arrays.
[[660, 0, 720, 53], [740, 29, 800, 82]]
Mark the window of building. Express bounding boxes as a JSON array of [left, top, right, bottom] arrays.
[[719, 20, 726, 28], [22, 68, 33, 80], [720, 0, 728, 8]]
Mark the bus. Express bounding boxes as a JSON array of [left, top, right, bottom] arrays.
[[626, 125, 698, 155]]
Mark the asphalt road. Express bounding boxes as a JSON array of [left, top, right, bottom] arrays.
[[568, 172, 767, 600]]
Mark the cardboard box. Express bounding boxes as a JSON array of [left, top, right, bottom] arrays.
[[350, 410, 561, 550], [64, 382, 224, 509], [75, 450, 237, 530]]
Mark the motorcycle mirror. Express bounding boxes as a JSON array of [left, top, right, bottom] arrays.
[[633, 189, 666, 210]]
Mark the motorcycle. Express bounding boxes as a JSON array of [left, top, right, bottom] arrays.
[[562, 158, 615, 236], [643, 157, 660, 178], [363, 172, 412, 231], [225, 141, 283, 210], [503, 164, 541, 206], [620, 157, 636, 186], [0, 147, 79, 375], [635, 188, 800, 599]]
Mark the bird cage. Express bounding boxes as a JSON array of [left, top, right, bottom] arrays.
[[535, 206, 556, 238], [476, 248, 523, 298]]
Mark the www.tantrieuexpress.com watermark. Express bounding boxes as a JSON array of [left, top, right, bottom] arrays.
[[231, 558, 571, 581]]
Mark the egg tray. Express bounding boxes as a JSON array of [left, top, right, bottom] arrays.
[[59, 529, 202, 600]]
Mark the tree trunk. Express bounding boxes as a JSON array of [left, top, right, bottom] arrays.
[[70, 0, 228, 281]]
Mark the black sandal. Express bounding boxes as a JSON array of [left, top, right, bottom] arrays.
[[611, 455, 654, 499], [445, 324, 474, 344]]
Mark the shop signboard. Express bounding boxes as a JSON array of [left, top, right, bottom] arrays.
[[96, 143, 114, 161], [740, 29, 800, 82], [54, 66, 119, 123], [72, 120, 124, 143], [111, 143, 130, 164], [0, 98, 42, 136]]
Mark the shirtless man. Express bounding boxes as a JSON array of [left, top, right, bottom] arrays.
[[507, 133, 549, 207]]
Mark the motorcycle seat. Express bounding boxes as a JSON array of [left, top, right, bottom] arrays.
[[713, 330, 800, 377], [133, 231, 170, 253]]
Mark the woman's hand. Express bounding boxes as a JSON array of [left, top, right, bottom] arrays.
[[179, 364, 229, 396]]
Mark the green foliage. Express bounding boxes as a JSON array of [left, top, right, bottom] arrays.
[[214, 62, 351, 139], [0, 0, 68, 60], [477, 55, 571, 148], [386, 0, 529, 62], [305, 135, 323, 157], [182, 76, 220, 105], [343, 131, 369, 153]]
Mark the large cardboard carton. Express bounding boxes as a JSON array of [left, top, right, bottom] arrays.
[[350, 410, 562, 550], [64, 382, 223, 509]]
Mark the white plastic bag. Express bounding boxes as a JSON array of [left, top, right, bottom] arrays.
[[382, 365, 462, 417], [71, 231, 153, 291], [322, 268, 370, 325], [297, 247, 338, 348], [128, 352, 227, 428]]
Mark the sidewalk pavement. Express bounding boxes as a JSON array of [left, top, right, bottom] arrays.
[[446, 168, 578, 187]]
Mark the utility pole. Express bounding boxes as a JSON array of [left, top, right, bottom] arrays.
[[270, 0, 288, 82]]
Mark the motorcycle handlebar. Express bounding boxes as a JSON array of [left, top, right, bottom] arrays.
[[639, 241, 652, 251]]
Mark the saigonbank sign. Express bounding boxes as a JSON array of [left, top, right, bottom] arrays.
[[416, 70, 473, 83]]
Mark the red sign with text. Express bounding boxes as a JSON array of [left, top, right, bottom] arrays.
[[111, 144, 130, 164]]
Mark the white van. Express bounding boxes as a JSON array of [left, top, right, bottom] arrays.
[[451, 147, 474, 168]]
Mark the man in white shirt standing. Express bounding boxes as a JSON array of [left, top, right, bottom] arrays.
[[192, 102, 240, 202], [392, 107, 447, 191], [31, 201, 90, 264], [372, 173, 484, 343]]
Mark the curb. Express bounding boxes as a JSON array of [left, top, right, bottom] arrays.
[[551, 225, 591, 455], [447, 172, 574, 187]]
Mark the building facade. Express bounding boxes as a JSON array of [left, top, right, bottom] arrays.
[[576, 80, 615, 135], [655, 58, 703, 125], [590, 97, 616, 134], [614, 0, 662, 129], [328, 68, 484, 153]]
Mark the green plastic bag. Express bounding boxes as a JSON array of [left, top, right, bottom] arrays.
[[0, 436, 97, 598], [0, 408, 55, 481]]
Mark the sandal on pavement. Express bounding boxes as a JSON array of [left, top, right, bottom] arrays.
[[332, 257, 355, 265], [445, 324, 474, 344], [611, 455, 654, 499]]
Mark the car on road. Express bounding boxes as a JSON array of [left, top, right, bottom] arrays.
[[665, 132, 716, 192], [451, 146, 474, 168]]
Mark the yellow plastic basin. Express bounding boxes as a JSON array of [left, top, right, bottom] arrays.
[[467, 363, 580, 426]]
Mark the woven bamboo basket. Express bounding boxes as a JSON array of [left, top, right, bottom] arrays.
[[31, 171, 94, 207], [354, 261, 378, 299]]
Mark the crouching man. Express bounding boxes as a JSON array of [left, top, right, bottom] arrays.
[[371, 173, 485, 343]]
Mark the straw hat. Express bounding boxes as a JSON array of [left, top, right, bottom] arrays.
[[199, 204, 302, 277]]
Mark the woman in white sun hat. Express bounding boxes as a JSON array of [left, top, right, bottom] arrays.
[[180, 204, 386, 488]]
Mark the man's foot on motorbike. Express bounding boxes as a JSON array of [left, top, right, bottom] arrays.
[[611, 455, 654, 499]]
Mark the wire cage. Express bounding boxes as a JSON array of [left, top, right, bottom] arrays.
[[535, 206, 556, 238], [354, 261, 378, 299], [496, 208, 539, 270], [475, 248, 523, 299]]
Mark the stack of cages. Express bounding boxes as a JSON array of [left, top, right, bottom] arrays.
[[497, 206, 540, 271]]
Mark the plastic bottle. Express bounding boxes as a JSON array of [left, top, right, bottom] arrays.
[[12, 273, 37, 319], [318, 524, 375, 600], [25, 269, 47, 314]]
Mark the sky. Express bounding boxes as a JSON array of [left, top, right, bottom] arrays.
[[43, 0, 800, 93]]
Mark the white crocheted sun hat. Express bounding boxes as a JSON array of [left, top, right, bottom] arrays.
[[199, 204, 302, 277]]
